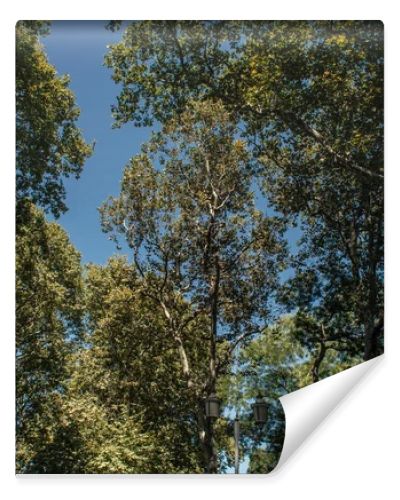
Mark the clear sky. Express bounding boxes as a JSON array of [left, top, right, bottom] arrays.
[[43, 21, 152, 264]]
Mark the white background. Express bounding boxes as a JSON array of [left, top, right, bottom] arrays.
[[1, 1, 399, 499]]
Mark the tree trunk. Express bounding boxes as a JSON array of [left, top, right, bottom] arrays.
[[311, 341, 326, 383], [311, 325, 327, 383], [364, 314, 383, 360], [363, 227, 381, 360]]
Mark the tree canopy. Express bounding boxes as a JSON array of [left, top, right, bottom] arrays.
[[16, 20, 384, 474], [105, 20, 383, 361], [16, 21, 91, 472]]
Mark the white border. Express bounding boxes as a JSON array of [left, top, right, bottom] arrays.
[[2, 2, 399, 498]]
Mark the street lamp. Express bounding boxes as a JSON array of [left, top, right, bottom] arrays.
[[252, 394, 268, 425], [205, 392, 268, 473], [205, 393, 220, 419]]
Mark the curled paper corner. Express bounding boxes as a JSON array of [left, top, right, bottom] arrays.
[[269, 355, 383, 474]]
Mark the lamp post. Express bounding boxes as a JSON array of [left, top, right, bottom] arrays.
[[205, 393, 268, 474], [234, 416, 240, 474]]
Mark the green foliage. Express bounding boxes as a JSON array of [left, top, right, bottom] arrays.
[[106, 20, 384, 360], [17, 388, 176, 474], [15, 21, 92, 472], [16, 21, 384, 474], [82, 257, 205, 472], [225, 312, 362, 473], [99, 99, 288, 472], [248, 449, 280, 474], [104, 21, 243, 127], [16, 21, 92, 217], [239, 314, 362, 396], [16, 201, 83, 472], [100, 100, 287, 348]]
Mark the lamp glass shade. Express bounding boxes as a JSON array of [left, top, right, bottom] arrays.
[[253, 397, 268, 424], [205, 393, 220, 419]]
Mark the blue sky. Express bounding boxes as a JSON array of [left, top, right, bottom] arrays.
[[43, 21, 152, 264]]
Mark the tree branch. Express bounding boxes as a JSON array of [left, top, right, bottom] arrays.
[[277, 109, 383, 179]]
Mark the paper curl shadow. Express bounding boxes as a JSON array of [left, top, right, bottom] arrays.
[[264, 355, 383, 474]]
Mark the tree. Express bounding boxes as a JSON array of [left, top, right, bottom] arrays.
[[45, 357, 183, 473], [16, 21, 92, 471], [15, 20, 384, 474], [82, 256, 206, 472], [16, 201, 83, 472], [245, 22, 384, 360], [100, 100, 287, 472], [105, 20, 383, 360], [16, 21, 92, 218]]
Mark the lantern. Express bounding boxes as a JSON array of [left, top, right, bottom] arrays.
[[205, 393, 220, 419], [253, 395, 268, 425]]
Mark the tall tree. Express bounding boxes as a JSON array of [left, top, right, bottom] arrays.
[[16, 21, 92, 472], [105, 20, 384, 360], [100, 100, 287, 472]]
